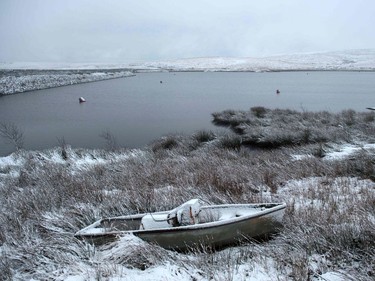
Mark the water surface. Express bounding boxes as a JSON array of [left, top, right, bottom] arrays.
[[0, 71, 374, 156]]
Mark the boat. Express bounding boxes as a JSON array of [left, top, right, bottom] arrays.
[[79, 97, 86, 103], [366, 107, 375, 110], [74, 199, 286, 251]]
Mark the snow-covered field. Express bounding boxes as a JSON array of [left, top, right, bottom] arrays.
[[1, 49, 374, 95]]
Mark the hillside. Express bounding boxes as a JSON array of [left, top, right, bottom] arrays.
[[136, 49, 375, 72], [1, 49, 375, 72]]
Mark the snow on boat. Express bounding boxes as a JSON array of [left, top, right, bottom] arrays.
[[74, 199, 286, 251]]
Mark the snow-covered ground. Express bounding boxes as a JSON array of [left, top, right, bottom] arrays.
[[292, 143, 375, 161]]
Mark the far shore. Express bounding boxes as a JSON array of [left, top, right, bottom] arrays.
[[1, 67, 374, 96], [0, 69, 135, 95]]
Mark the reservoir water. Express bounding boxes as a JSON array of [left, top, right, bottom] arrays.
[[0, 71, 374, 156]]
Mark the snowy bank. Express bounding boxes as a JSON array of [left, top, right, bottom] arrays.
[[0, 70, 134, 95]]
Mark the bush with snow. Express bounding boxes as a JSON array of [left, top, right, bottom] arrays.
[[212, 108, 375, 148]]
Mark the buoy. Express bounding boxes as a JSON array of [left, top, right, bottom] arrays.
[[160, 81, 163, 83], [79, 97, 86, 103], [276, 89, 280, 94]]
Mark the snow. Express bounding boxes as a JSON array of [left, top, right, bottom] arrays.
[[317, 272, 349, 281], [324, 143, 375, 160], [1, 137, 373, 280], [0, 70, 134, 95], [278, 176, 374, 212], [0, 153, 25, 167], [63, 264, 203, 281], [0, 147, 145, 180], [4, 49, 370, 72], [0, 62, 138, 70], [129, 49, 375, 72], [291, 143, 375, 161], [59, 234, 287, 281], [50, 147, 144, 173], [0, 153, 26, 178]]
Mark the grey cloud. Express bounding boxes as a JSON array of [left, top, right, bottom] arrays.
[[1, 0, 374, 63]]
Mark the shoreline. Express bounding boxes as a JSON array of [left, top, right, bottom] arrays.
[[1, 68, 374, 96], [0, 69, 135, 95]]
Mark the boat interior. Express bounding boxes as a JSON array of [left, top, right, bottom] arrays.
[[85, 201, 281, 233]]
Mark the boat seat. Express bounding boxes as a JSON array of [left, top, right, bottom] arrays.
[[139, 213, 172, 230], [167, 198, 201, 226], [139, 199, 201, 230]]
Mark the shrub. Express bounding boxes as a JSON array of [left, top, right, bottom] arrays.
[[100, 130, 118, 151], [363, 112, 375, 123], [151, 135, 179, 152], [341, 109, 356, 126], [313, 143, 326, 158], [218, 135, 242, 150], [212, 108, 373, 148], [0, 122, 24, 151], [193, 130, 216, 143], [250, 106, 267, 118], [57, 137, 68, 160], [212, 109, 247, 126]]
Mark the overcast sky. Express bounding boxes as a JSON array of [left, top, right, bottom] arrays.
[[1, 0, 374, 63]]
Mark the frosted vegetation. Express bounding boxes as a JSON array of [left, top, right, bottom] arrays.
[[0, 70, 134, 95], [0, 108, 374, 280], [212, 107, 375, 149]]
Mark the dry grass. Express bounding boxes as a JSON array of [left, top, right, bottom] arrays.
[[0, 109, 374, 280]]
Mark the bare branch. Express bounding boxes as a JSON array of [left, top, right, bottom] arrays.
[[57, 137, 68, 160], [0, 122, 24, 151], [100, 130, 118, 151]]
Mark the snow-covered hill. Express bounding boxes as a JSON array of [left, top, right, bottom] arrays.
[[135, 49, 375, 72], [1, 49, 375, 72]]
